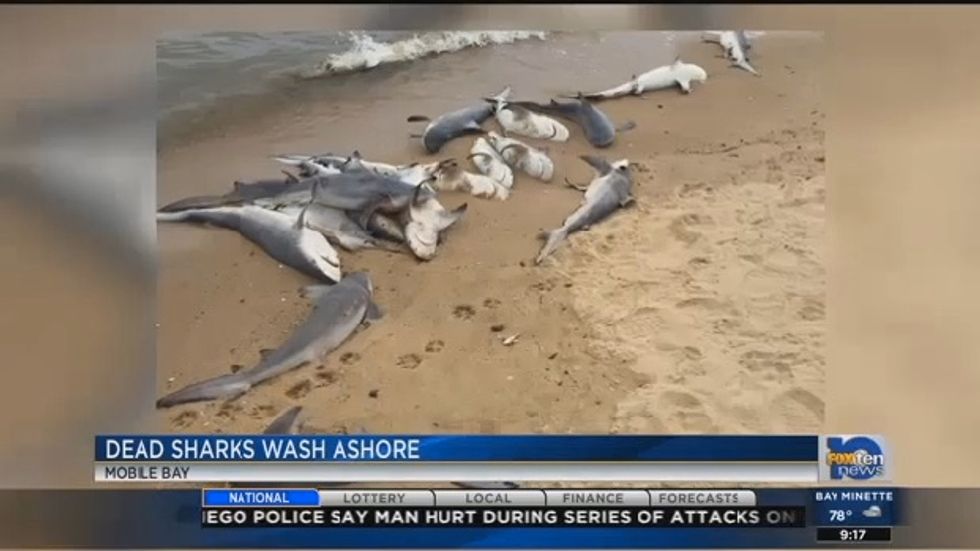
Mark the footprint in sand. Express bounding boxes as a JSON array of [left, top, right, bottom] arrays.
[[483, 298, 502, 309], [340, 352, 360, 365], [531, 279, 556, 293], [453, 305, 475, 320], [172, 410, 198, 428], [612, 387, 668, 433], [425, 340, 444, 353], [738, 350, 796, 384], [661, 389, 717, 432], [797, 298, 824, 321], [251, 404, 277, 419], [216, 402, 243, 420], [397, 353, 423, 370], [668, 216, 702, 245], [315, 370, 338, 386], [771, 388, 824, 431], [676, 182, 713, 199], [675, 297, 733, 313], [286, 380, 312, 399], [681, 346, 703, 361]]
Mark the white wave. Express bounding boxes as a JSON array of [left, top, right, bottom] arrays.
[[299, 31, 548, 78]]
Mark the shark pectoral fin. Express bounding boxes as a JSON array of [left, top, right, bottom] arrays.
[[263, 406, 304, 435], [373, 240, 405, 254], [620, 195, 636, 208], [364, 300, 385, 322], [439, 202, 468, 231], [356, 200, 386, 230], [461, 121, 487, 136], [293, 201, 313, 230], [407, 115, 431, 123], [564, 177, 589, 192], [617, 121, 637, 133]]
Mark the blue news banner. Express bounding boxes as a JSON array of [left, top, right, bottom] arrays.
[[95, 434, 816, 461], [80, 434, 905, 547]]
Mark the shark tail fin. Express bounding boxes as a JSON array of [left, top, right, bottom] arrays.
[[156, 373, 252, 408], [535, 229, 567, 265]]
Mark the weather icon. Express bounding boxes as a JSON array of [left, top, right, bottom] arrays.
[[862, 505, 882, 518]]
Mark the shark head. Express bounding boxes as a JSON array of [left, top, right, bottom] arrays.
[[692, 64, 708, 82], [406, 181, 468, 260]]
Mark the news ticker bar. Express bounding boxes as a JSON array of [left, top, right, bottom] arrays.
[[94, 462, 817, 483], [3, 488, 929, 549], [201, 489, 760, 508], [201, 506, 808, 528], [199, 487, 900, 528]]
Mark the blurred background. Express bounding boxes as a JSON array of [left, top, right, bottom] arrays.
[[1, 4, 978, 488]]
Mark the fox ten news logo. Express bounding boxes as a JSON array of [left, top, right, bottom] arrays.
[[819, 435, 889, 482]]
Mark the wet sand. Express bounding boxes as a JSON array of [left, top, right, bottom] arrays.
[[156, 31, 824, 437]]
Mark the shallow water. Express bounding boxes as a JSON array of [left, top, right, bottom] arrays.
[[157, 31, 548, 132]]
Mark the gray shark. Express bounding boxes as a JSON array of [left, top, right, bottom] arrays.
[[156, 272, 381, 408], [278, 202, 406, 254], [158, 176, 303, 213], [157, 204, 341, 283], [407, 88, 510, 153], [536, 155, 635, 264], [511, 98, 634, 148], [308, 171, 441, 231]]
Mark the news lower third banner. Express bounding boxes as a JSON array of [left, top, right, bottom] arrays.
[[91, 435, 847, 483]]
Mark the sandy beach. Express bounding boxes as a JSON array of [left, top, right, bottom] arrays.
[[156, 31, 824, 439]]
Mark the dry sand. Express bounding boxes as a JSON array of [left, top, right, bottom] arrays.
[[156, 31, 824, 438]]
